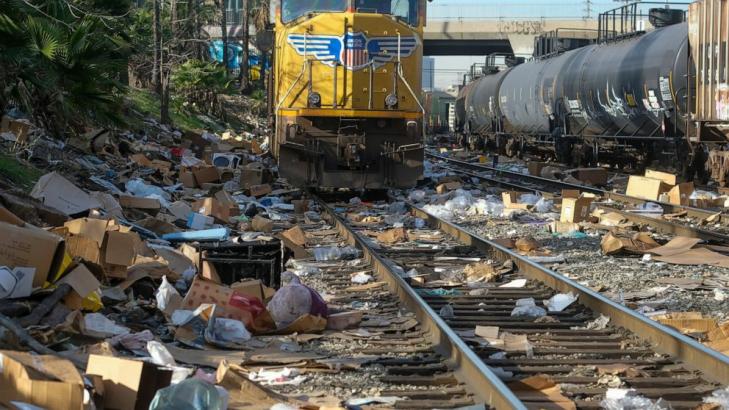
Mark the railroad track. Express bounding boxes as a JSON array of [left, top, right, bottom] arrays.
[[283, 215, 485, 408], [314, 196, 729, 409], [427, 152, 729, 244]]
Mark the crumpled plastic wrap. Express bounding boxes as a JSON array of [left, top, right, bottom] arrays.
[[601, 388, 668, 410]]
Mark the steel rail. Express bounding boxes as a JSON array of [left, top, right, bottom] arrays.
[[429, 153, 729, 243], [427, 152, 724, 224], [408, 203, 729, 386], [315, 198, 527, 410]]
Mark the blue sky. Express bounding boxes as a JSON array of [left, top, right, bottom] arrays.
[[428, 0, 623, 20], [426, 0, 676, 89]]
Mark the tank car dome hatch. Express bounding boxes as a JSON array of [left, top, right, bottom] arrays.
[[649, 8, 685, 28]]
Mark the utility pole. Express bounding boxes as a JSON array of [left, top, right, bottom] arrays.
[[583, 0, 593, 19], [240, 0, 250, 93]]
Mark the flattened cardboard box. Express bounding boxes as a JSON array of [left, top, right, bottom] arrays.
[[0, 351, 85, 410], [31, 172, 100, 215], [86, 354, 172, 410], [0, 222, 65, 287]]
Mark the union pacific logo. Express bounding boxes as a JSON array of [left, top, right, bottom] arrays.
[[287, 32, 419, 71]]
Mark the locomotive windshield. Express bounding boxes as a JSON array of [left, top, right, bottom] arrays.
[[281, 0, 348, 23], [353, 0, 419, 26]]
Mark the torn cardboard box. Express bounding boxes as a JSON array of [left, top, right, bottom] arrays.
[[0, 351, 85, 410], [601, 232, 659, 255]]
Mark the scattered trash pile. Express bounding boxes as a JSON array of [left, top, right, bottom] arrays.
[[0, 114, 379, 409], [410, 159, 729, 361]]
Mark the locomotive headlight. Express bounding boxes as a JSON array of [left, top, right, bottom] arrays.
[[385, 94, 398, 108], [308, 92, 321, 107]]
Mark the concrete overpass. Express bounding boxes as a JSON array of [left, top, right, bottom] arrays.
[[424, 19, 600, 56]]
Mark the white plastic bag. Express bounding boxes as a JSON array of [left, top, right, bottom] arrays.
[[156, 276, 181, 312], [147, 340, 177, 367], [213, 318, 251, 343], [510, 298, 546, 318]]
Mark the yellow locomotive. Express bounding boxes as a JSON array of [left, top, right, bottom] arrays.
[[271, 0, 427, 189]]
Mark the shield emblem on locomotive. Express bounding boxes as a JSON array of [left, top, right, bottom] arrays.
[[287, 32, 419, 71]]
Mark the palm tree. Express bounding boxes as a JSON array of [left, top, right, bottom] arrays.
[[0, 0, 132, 135]]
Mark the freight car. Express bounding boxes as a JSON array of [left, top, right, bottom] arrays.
[[456, 1, 729, 184], [271, 0, 429, 190]]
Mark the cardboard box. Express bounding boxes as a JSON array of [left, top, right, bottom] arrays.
[[0, 222, 65, 287], [436, 181, 462, 194], [31, 172, 101, 215], [502, 191, 531, 210], [251, 215, 273, 233], [560, 195, 594, 223], [240, 168, 264, 188], [549, 221, 582, 234], [249, 184, 272, 197], [667, 182, 695, 206], [566, 168, 608, 186], [0, 206, 25, 227], [193, 194, 239, 223], [193, 166, 220, 186], [179, 167, 197, 188], [104, 230, 142, 267], [230, 279, 265, 302], [0, 351, 85, 410], [65, 234, 103, 265], [182, 276, 262, 326], [0, 116, 31, 143], [119, 195, 161, 211], [58, 263, 101, 310], [626, 176, 672, 201], [213, 190, 241, 220], [645, 169, 678, 186], [528, 161, 548, 177], [86, 355, 172, 410]]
